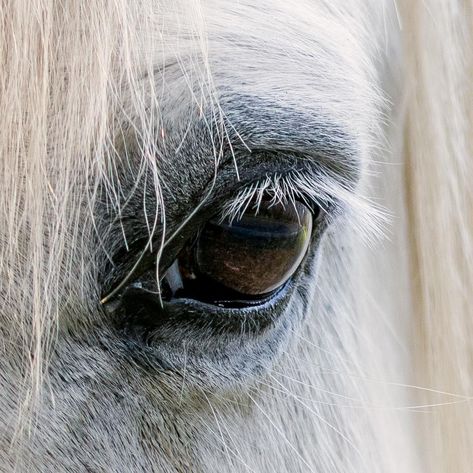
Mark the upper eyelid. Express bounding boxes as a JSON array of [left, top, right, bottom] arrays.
[[219, 170, 343, 223], [218, 166, 386, 244]]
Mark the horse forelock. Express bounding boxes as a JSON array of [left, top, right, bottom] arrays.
[[0, 1, 472, 473]]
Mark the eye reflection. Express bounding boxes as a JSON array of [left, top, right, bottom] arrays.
[[162, 199, 314, 307], [196, 200, 312, 295]]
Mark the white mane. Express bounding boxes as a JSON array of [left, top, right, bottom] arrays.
[[0, 1, 472, 472]]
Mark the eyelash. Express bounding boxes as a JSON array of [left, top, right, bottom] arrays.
[[220, 171, 337, 224], [220, 170, 386, 243]]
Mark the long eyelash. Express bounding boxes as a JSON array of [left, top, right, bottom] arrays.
[[220, 170, 388, 244]]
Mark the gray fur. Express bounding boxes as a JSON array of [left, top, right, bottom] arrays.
[[0, 1, 420, 472]]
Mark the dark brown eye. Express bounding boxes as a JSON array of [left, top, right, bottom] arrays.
[[162, 199, 313, 307], [195, 200, 313, 295]]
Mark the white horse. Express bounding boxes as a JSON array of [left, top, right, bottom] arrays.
[[0, 1, 472, 472]]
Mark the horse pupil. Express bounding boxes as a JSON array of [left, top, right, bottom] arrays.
[[194, 200, 313, 297], [161, 199, 314, 306]]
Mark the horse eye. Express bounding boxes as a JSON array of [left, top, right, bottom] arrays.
[[163, 199, 314, 307], [196, 201, 313, 295]]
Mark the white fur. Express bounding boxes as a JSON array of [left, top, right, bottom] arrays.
[[0, 1, 471, 472]]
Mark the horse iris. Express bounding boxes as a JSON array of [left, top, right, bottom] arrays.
[[196, 200, 312, 296]]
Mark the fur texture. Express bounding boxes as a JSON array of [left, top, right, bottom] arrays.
[[0, 1, 471, 472]]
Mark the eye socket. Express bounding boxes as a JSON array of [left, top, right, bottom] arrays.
[[162, 199, 314, 307]]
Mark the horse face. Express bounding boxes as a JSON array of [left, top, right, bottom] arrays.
[[1, 1, 396, 471], [96, 0, 382, 386]]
